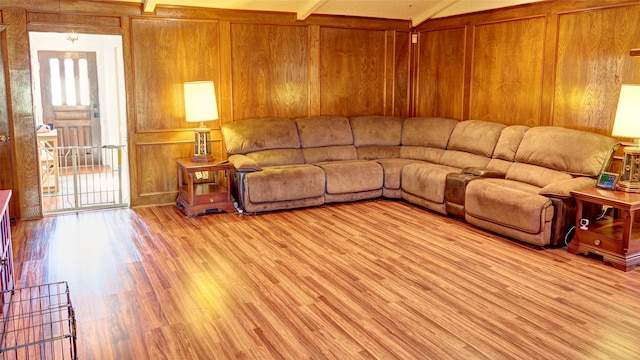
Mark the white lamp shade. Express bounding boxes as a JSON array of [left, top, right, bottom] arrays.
[[184, 81, 218, 123], [612, 84, 640, 139]]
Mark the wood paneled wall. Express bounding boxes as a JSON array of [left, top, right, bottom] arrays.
[[129, 16, 409, 206], [3, 0, 640, 215], [414, 0, 640, 136], [230, 23, 309, 120], [0, 1, 410, 213]]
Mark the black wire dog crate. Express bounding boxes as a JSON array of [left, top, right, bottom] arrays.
[[0, 282, 77, 359]]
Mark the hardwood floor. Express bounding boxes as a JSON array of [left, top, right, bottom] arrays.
[[9, 200, 640, 359]]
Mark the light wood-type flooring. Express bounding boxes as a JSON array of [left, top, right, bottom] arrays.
[[9, 200, 640, 359]]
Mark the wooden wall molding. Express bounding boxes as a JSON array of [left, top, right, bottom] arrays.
[[27, 11, 122, 28]]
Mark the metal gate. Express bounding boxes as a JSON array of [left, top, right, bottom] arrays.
[[39, 144, 129, 214]]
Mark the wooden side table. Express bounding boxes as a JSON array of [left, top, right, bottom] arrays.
[[37, 130, 59, 193], [568, 187, 640, 271], [175, 158, 236, 217]]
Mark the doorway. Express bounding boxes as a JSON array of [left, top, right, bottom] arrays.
[[38, 51, 101, 166], [29, 32, 129, 214]]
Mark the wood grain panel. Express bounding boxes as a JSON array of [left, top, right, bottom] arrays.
[[415, 27, 466, 119], [0, 30, 14, 219], [230, 23, 309, 120], [553, 5, 640, 134], [470, 17, 546, 126], [393, 31, 411, 118], [28, 12, 121, 28], [320, 27, 386, 116], [4, 9, 40, 219], [131, 18, 220, 132], [136, 142, 194, 197], [308, 25, 321, 117]]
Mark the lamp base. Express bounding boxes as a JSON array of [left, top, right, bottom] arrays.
[[192, 126, 214, 163], [192, 154, 215, 163], [618, 146, 640, 192]]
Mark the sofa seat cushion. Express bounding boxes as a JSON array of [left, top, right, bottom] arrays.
[[465, 178, 553, 234], [245, 165, 325, 203], [317, 160, 383, 194], [376, 158, 420, 190], [401, 162, 460, 204]]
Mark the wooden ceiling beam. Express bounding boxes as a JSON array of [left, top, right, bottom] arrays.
[[296, 0, 328, 20], [412, 0, 460, 26], [143, 0, 158, 13]]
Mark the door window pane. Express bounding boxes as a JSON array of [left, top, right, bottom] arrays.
[[78, 59, 90, 106], [64, 59, 76, 106], [49, 59, 62, 106]]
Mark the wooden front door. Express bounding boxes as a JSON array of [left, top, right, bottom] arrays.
[[38, 51, 101, 165], [0, 33, 15, 218]]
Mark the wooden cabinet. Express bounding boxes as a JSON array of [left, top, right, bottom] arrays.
[[175, 158, 236, 217], [0, 190, 14, 315], [568, 187, 640, 271]]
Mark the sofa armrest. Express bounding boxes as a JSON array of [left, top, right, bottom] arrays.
[[229, 154, 261, 172], [539, 177, 597, 199], [461, 167, 505, 178]]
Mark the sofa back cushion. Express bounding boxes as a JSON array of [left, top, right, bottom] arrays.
[[246, 149, 305, 167], [401, 117, 458, 148], [400, 147, 446, 163], [440, 151, 491, 169], [357, 146, 401, 160], [295, 116, 357, 163], [302, 146, 358, 164], [515, 126, 619, 177], [221, 118, 300, 154], [350, 116, 403, 146], [447, 120, 506, 157], [506, 163, 574, 188], [296, 116, 353, 147], [493, 125, 529, 161]]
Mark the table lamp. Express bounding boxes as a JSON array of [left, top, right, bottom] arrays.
[[184, 81, 218, 162], [612, 84, 640, 192]]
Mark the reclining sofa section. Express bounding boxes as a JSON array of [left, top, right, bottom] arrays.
[[221, 116, 619, 247]]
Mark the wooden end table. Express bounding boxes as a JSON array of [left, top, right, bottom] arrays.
[[568, 187, 640, 271], [175, 158, 235, 217]]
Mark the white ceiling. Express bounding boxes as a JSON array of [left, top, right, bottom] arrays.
[[117, 0, 544, 26]]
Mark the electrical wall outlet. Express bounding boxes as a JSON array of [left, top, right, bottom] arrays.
[[195, 171, 203, 179]]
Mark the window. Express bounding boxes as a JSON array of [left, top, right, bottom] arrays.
[[49, 57, 91, 106]]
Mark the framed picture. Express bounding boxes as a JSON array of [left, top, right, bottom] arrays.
[[596, 172, 619, 190]]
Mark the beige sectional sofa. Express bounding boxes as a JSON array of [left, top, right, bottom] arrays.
[[221, 116, 619, 247]]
